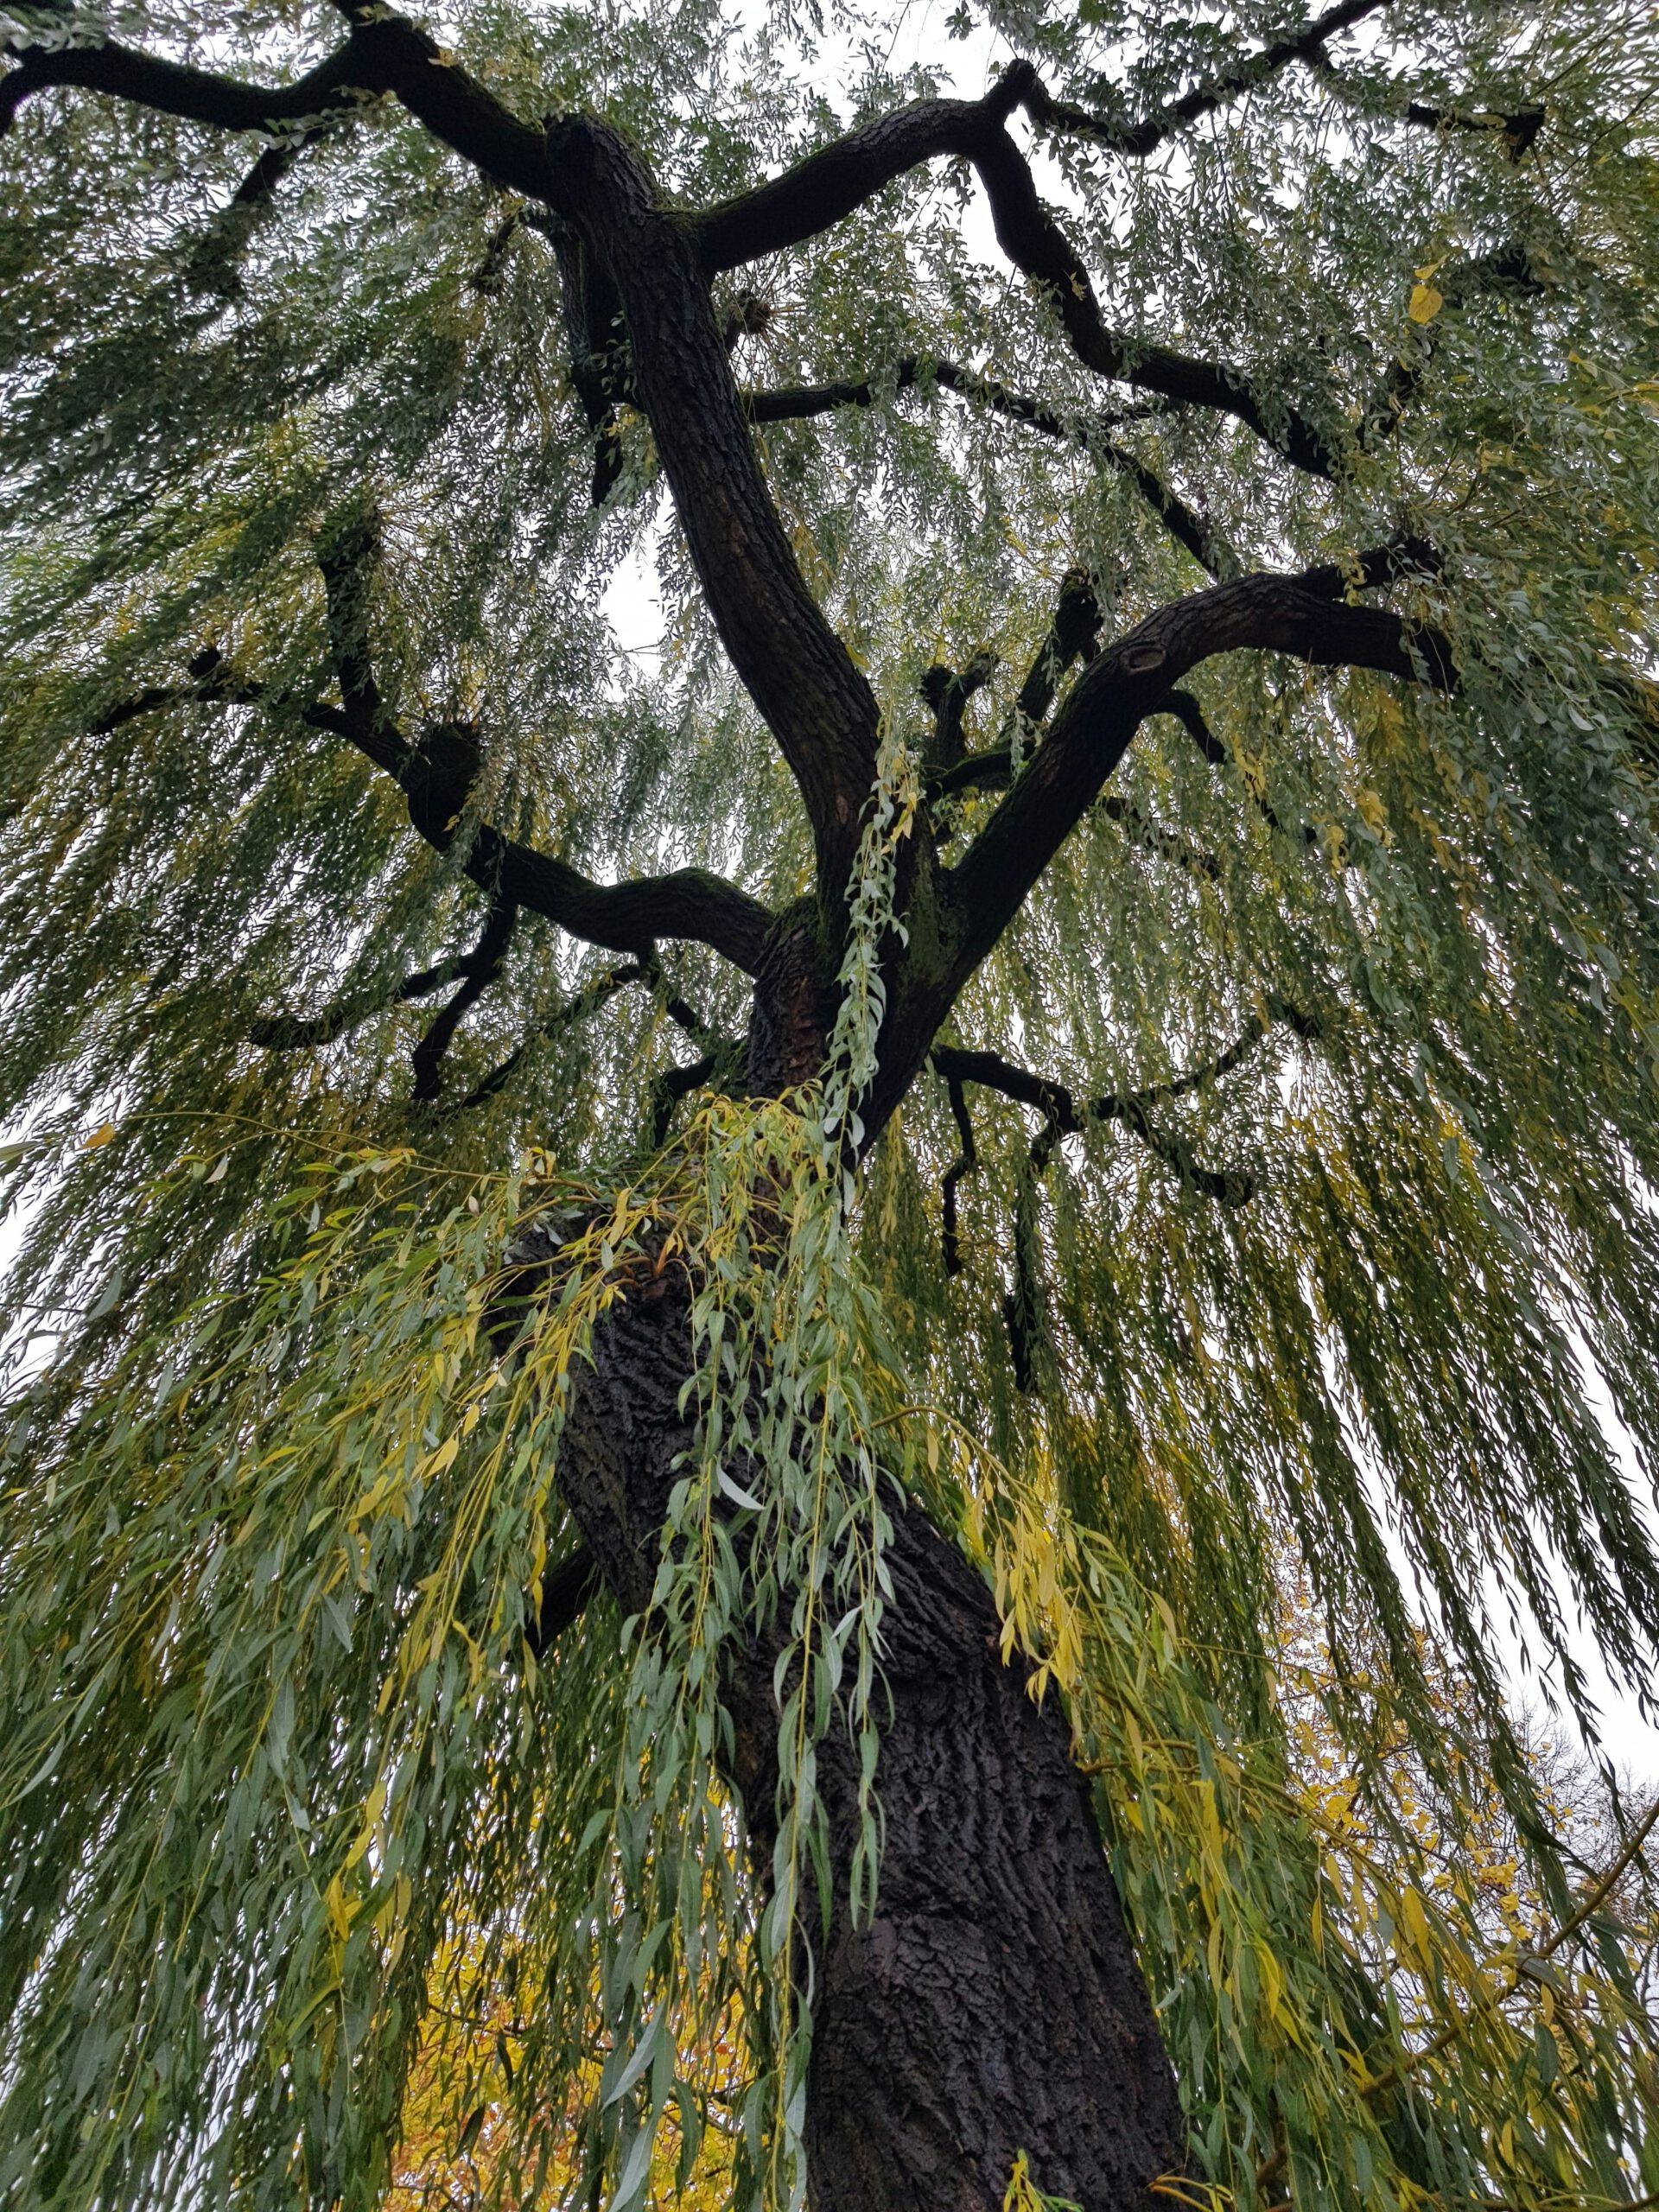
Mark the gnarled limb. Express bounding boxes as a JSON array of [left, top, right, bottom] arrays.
[[931, 567, 1104, 804], [542, 110, 881, 899], [0, 30, 372, 137], [932, 1009, 1308, 1215], [948, 557, 1454, 986], [703, 67, 1338, 476], [921, 652, 999, 773], [314, 521, 776, 971], [856, 553, 1440, 1143]]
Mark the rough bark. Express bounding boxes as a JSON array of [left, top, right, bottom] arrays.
[[554, 1258, 1185, 2212], [537, 943, 1185, 2212]]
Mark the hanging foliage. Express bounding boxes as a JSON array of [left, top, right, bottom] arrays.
[[3, 0, 1659, 2206]]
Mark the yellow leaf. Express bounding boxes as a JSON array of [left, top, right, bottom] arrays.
[[82, 1122, 116, 1148], [345, 1778, 387, 1869], [1408, 283, 1444, 324]]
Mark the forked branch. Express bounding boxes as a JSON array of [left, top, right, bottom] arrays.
[[1019, 0, 1393, 158], [931, 1002, 1316, 1225], [700, 67, 1338, 474], [748, 357, 1232, 575], [410, 899, 518, 1103], [949, 553, 1454, 982]]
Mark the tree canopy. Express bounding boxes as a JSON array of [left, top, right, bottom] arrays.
[[2, 0, 1659, 2208]]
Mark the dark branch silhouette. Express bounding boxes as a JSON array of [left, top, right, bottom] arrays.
[[931, 1007, 1313, 1219], [747, 357, 1232, 575], [700, 66, 1338, 474], [524, 1544, 601, 1659], [410, 900, 518, 1103], [250, 913, 512, 1052], [314, 519, 775, 970], [945, 551, 1454, 991], [1017, 0, 1395, 157]]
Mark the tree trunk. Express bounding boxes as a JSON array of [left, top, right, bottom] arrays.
[[547, 938, 1185, 2212]]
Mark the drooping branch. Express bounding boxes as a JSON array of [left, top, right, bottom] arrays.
[[941, 1073, 979, 1276], [1100, 794, 1221, 881], [700, 67, 1339, 474], [1155, 689, 1294, 838], [456, 953, 733, 1120], [747, 356, 1231, 575], [1018, 0, 1394, 159], [455, 957, 651, 1112], [410, 899, 518, 1103], [184, 125, 346, 295], [1361, 244, 1546, 442], [966, 83, 1340, 478], [932, 1007, 1314, 1218], [0, 32, 372, 138], [249, 918, 510, 1050]]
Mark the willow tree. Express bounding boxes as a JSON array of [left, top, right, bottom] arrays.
[[3, 0, 1659, 2206]]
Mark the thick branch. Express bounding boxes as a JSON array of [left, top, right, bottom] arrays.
[[410, 899, 517, 1102], [543, 110, 881, 897], [949, 559, 1453, 981], [0, 34, 370, 137], [314, 525, 775, 972], [697, 73, 1031, 270], [922, 651, 999, 772], [706, 68, 1338, 475], [968, 87, 1338, 476], [933, 1017, 1293, 1208]]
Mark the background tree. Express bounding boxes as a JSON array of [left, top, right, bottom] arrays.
[[2, 0, 1658, 2209]]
